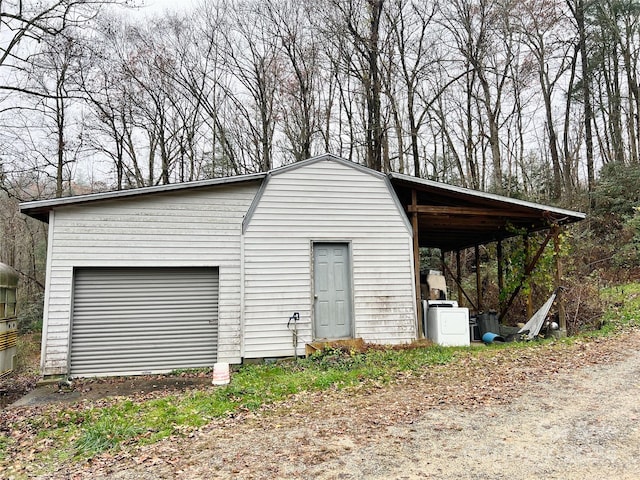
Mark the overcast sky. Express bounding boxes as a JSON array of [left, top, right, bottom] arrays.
[[138, 0, 196, 14]]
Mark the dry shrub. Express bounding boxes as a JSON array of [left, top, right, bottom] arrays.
[[563, 277, 606, 335]]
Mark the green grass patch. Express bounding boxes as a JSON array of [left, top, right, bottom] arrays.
[[75, 402, 146, 455], [25, 344, 457, 465], [0, 434, 9, 460], [597, 282, 640, 334]]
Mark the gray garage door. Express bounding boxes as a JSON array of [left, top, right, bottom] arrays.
[[70, 267, 219, 377]]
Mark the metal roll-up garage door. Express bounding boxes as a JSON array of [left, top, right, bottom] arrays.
[[70, 267, 219, 377]]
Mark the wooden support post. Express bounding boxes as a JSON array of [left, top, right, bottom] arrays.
[[553, 225, 567, 336], [475, 244, 482, 312], [456, 249, 463, 307], [411, 189, 423, 338], [525, 235, 533, 319], [497, 240, 504, 313], [440, 250, 446, 292]]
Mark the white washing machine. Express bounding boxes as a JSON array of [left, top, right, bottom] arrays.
[[424, 300, 470, 347]]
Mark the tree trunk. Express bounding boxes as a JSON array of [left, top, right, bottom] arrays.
[[576, 0, 596, 193], [541, 77, 562, 200], [478, 73, 503, 192], [367, 0, 384, 171], [563, 45, 579, 194]]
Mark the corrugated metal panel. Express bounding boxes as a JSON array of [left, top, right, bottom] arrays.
[[70, 267, 219, 377]]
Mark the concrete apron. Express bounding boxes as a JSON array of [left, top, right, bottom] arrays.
[[9, 375, 214, 408]]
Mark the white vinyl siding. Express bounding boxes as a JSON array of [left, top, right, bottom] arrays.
[[40, 184, 258, 375], [243, 160, 416, 358]]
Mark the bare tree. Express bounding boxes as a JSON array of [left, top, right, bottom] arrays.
[[261, 0, 324, 162], [318, 0, 386, 171], [384, 0, 440, 177], [77, 21, 138, 190], [591, 0, 640, 165], [221, 0, 283, 172], [567, 0, 596, 193], [512, 0, 572, 199], [174, 1, 245, 177], [0, 1, 120, 92], [0, 0, 130, 196], [25, 32, 86, 197], [88, 15, 212, 187], [439, 0, 516, 192]]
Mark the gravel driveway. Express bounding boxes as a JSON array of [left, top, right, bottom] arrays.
[[41, 331, 640, 480], [305, 345, 640, 480]]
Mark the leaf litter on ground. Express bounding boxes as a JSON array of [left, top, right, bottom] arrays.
[[2, 326, 639, 479]]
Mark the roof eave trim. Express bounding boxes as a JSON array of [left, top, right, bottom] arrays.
[[242, 173, 271, 234], [269, 153, 386, 180], [19, 172, 267, 218]]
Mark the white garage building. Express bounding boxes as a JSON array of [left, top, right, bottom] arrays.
[[20, 154, 585, 378]]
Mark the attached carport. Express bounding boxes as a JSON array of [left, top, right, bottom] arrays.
[[388, 173, 586, 337]]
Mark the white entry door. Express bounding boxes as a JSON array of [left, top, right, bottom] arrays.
[[313, 243, 352, 339]]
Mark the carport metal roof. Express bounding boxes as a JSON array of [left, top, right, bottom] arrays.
[[388, 172, 586, 252]]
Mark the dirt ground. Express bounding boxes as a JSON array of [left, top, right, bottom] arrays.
[[9, 374, 214, 408], [26, 330, 640, 480]]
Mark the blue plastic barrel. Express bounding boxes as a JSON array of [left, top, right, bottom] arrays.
[[482, 332, 505, 343]]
